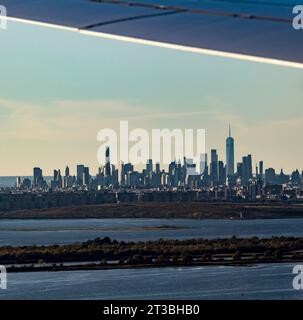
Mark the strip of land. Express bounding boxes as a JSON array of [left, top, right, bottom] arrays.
[[1, 202, 303, 219], [0, 225, 189, 232], [2, 236, 303, 272]]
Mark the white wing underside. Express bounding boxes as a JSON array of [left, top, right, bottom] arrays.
[[2, 0, 303, 68]]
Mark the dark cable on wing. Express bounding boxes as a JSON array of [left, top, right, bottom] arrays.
[[82, 9, 185, 30], [90, 0, 292, 24]]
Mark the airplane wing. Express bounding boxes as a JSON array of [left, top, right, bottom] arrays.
[[2, 0, 303, 68]]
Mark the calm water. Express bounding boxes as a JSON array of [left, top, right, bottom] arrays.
[[0, 219, 302, 300], [0, 218, 303, 246], [1, 263, 302, 300]]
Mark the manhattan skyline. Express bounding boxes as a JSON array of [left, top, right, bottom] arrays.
[[1, 124, 301, 177], [8, 127, 303, 184]]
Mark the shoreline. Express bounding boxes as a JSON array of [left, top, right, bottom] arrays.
[[1, 202, 303, 220], [2, 236, 303, 273], [6, 258, 303, 273]]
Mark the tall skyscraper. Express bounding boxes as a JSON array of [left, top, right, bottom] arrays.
[[53, 169, 59, 181], [64, 166, 71, 188], [105, 146, 111, 177], [236, 162, 243, 178], [118, 161, 125, 186], [259, 161, 264, 180], [242, 155, 253, 186], [226, 125, 235, 177], [146, 159, 153, 175], [16, 176, 21, 188], [210, 149, 218, 183], [76, 164, 84, 186], [218, 161, 226, 185], [65, 166, 70, 177], [242, 156, 249, 186], [247, 154, 253, 178], [58, 169, 62, 188], [155, 163, 160, 174], [33, 167, 43, 187], [83, 166, 90, 186], [200, 153, 208, 175]]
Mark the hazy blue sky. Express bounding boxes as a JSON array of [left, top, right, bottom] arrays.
[[0, 21, 302, 175]]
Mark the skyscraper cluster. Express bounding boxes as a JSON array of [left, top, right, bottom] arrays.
[[15, 126, 303, 192]]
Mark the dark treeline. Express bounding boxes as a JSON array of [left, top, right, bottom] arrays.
[[2, 202, 303, 220], [1, 236, 303, 266]]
